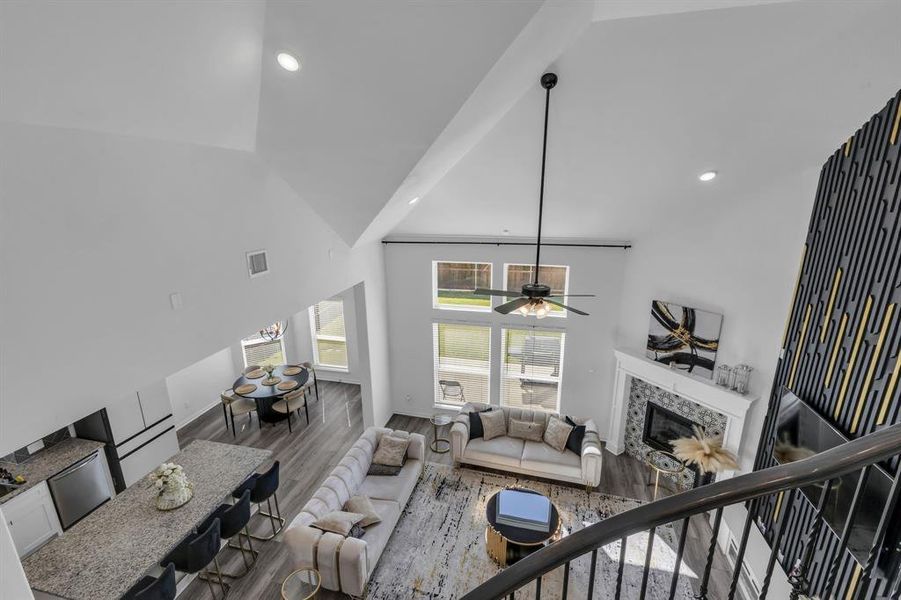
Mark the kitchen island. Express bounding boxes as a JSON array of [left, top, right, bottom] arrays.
[[22, 439, 271, 600]]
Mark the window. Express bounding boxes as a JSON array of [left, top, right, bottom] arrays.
[[433, 261, 492, 311], [309, 299, 348, 369], [241, 335, 286, 368], [504, 264, 569, 316], [500, 327, 565, 412], [433, 323, 490, 406]]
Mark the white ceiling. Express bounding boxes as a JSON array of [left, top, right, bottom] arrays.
[[0, 1, 265, 150], [393, 0, 901, 240]]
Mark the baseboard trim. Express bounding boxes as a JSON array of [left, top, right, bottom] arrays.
[[176, 399, 221, 431]]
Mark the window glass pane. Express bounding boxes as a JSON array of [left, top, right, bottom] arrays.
[[505, 265, 568, 314], [434, 262, 492, 310], [242, 338, 285, 368], [310, 299, 348, 369], [500, 328, 564, 412], [433, 323, 490, 405]]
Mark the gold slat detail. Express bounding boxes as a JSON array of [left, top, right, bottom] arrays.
[[825, 314, 849, 388], [844, 564, 862, 600], [820, 268, 843, 343], [782, 245, 807, 348], [851, 304, 896, 433], [773, 491, 785, 522], [877, 351, 901, 425], [834, 296, 873, 421], [844, 137, 853, 157], [891, 100, 901, 145], [788, 304, 812, 390]]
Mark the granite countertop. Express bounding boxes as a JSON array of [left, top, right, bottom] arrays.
[[0, 438, 107, 504], [22, 440, 272, 600]]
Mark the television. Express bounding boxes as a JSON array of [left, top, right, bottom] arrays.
[[771, 388, 899, 578]]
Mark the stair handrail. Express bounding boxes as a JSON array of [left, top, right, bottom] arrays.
[[461, 422, 901, 600]]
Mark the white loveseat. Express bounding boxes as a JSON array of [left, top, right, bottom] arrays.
[[284, 427, 425, 597], [450, 403, 603, 489]]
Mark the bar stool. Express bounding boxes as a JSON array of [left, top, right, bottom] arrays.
[[272, 389, 307, 433], [122, 563, 176, 600], [232, 462, 284, 541], [160, 518, 226, 599], [301, 362, 320, 404], [198, 490, 256, 581]]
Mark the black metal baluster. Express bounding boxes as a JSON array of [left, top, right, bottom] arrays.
[[855, 467, 901, 599], [562, 561, 570, 599], [668, 517, 690, 600], [760, 488, 796, 599], [788, 479, 835, 600], [727, 497, 758, 600], [823, 466, 872, 600], [615, 538, 627, 599], [638, 527, 657, 598], [535, 576, 541, 600], [697, 508, 724, 600], [587, 549, 598, 599]]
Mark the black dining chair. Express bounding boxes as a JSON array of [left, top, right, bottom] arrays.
[[122, 563, 176, 600], [197, 490, 256, 580], [231, 461, 284, 541], [160, 518, 226, 599]]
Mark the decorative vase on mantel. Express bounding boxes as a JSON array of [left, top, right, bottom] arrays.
[[151, 462, 194, 511]]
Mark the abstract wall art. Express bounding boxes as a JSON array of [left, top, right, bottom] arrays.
[[646, 300, 722, 379]]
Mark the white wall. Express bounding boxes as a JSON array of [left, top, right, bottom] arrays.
[[0, 508, 32, 600], [166, 347, 235, 428], [0, 121, 392, 454], [384, 242, 627, 424]]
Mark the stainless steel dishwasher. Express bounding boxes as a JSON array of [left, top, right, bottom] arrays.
[[47, 451, 112, 529]]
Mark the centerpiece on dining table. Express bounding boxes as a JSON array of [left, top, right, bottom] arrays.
[[262, 364, 281, 386], [151, 462, 194, 510]]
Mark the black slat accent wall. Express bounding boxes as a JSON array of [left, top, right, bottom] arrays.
[[752, 89, 901, 598]]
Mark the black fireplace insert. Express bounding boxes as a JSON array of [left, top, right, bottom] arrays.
[[642, 402, 697, 452]]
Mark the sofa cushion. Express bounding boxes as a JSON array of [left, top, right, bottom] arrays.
[[362, 499, 401, 571], [343, 495, 382, 528], [565, 416, 586, 455], [463, 436, 524, 469], [521, 441, 582, 479], [480, 410, 507, 441], [544, 416, 574, 452], [468, 406, 493, 439], [311, 511, 365, 537], [358, 458, 421, 505], [508, 418, 544, 442], [372, 434, 410, 467]]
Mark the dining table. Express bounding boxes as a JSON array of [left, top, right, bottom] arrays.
[[232, 364, 310, 424]]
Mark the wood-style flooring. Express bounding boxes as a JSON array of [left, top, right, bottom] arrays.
[[177, 382, 732, 599]]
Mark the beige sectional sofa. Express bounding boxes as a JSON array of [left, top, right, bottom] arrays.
[[450, 403, 603, 489], [284, 427, 425, 597]]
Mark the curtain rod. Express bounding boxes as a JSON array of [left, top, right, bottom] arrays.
[[381, 240, 631, 249]]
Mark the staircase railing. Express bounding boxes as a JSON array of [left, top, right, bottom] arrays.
[[461, 423, 901, 600]]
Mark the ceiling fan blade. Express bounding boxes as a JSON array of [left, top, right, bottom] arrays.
[[474, 288, 523, 298], [544, 298, 589, 316], [548, 294, 596, 298], [495, 297, 530, 314]]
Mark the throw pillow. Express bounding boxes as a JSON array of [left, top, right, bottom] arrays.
[[544, 416, 574, 452], [311, 511, 365, 537], [565, 416, 587, 455], [367, 463, 402, 476], [480, 409, 507, 441], [349, 524, 366, 539], [468, 407, 494, 439], [372, 434, 410, 467], [508, 418, 544, 442], [343, 495, 382, 527]]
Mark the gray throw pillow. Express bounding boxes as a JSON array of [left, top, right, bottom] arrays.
[[367, 463, 402, 476], [311, 510, 365, 536], [508, 418, 544, 442], [372, 434, 410, 467], [343, 495, 382, 527], [543, 416, 574, 452], [480, 409, 507, 441]]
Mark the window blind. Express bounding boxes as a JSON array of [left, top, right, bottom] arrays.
[[242, 338, 285, 368], [433, 322, 491, 406], [500, 327, 565, 412], [309, 299, 348, 368]]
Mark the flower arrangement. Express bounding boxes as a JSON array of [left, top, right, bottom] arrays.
[[150, 462, 193, 510], [671, 425, 739, 475]]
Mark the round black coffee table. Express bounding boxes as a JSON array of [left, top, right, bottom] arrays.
[[485, 488, 560, 566]]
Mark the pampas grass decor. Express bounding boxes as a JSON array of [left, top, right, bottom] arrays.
[[671, 426, 738, 474]]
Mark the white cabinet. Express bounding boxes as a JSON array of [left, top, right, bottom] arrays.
[[137, 380, 171, 427], [118, 427, 179, 488], [2, 482, 62, 558], [105, 392, 145, 443]]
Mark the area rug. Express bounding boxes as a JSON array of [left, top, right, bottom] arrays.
[[366, 463, 697, 599]]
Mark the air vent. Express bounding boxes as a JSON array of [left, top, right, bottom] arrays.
[[246, 250, 269, 278]]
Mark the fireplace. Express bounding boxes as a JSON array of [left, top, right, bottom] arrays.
[[642, 402, 697, 452]]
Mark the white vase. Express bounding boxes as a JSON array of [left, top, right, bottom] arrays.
[[156, 482, 194, 511]]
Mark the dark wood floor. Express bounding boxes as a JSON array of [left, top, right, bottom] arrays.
[[177, 382, 732, 599]]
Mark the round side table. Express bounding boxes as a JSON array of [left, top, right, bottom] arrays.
[[645, 449, 686, 500], [281, 568, 321, 600], [430, 414, 453, 453]]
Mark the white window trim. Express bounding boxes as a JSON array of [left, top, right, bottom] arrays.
[[503, 263, 570, 319], [432, 320, 492, 407], [432, 260, 494, 313], [499, 324, 566, 413], [240, 336, 287, 368], [308, 300, 349, 370]]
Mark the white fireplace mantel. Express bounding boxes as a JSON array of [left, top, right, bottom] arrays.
[[607, 348, 759, 461]]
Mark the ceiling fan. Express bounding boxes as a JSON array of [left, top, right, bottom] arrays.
[[474, 72, 595, 318]]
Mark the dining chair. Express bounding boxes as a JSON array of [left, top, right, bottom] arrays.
[[222, 392, 257, 437], [301, 362, 320, 404], [271, 389, 307, 433], [439, 380, 465, 404]]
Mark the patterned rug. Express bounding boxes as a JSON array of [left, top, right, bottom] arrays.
[[366, 463, 697, 599]]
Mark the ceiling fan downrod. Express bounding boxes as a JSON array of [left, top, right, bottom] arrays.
[[533, 72, 557, 286]]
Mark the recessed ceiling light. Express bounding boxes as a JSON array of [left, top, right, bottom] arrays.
[[408, 197, 420, 205], [699, 171, 717, 182], [277, 53, 300, 72]]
